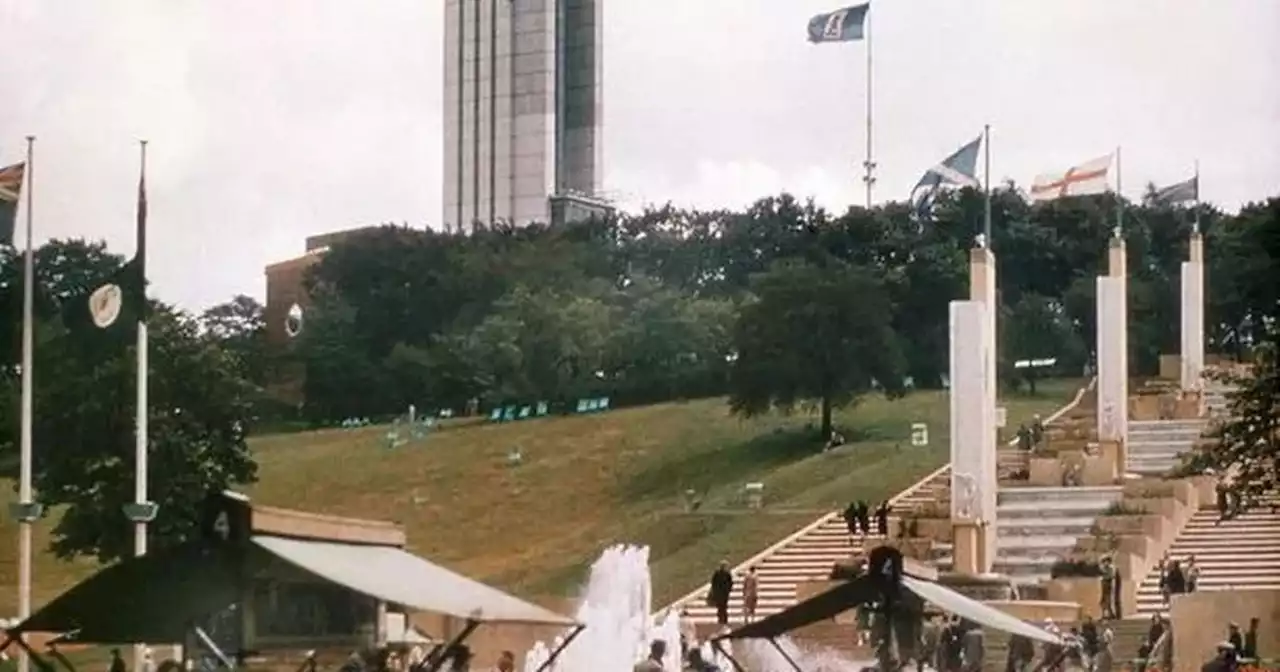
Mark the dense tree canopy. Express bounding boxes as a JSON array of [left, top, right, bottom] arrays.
[[291, 189, 1277, 426], [1, 242, 258, 561], [1, 187, 1277, 557]]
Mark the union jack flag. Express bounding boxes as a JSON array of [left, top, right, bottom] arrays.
[[0, 162, 26, 246]]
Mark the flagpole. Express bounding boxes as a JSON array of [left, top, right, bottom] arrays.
[[1114, 145, 1123, 238], [15, 134, 38, 672], [861, 6, 875, 208], [982, 124, 992, 248], [1193, 159, 1201, 233], [131, 139, 151, 672]]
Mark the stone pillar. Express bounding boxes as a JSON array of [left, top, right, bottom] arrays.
[[950, 299, 995, 574], [1102, 236, 1129, 441], [1180, 233, 1205, 391], [1097, 276, 1127, 447], [969, 248, 998, 568]]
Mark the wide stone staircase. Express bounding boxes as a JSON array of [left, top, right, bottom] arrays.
[[1126, 419, 1205, 476], [933, 485, 1125, 584], [1134, 494, 1280, 615], [673, 465, 950, 624]]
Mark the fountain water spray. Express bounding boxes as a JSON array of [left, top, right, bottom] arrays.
[[523, 545, 871, 672]]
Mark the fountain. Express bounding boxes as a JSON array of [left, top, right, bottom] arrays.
[[522, 545, 872, 672]]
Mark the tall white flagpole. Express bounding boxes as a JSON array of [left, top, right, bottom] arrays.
[[14, 134, 40, 672], [129, 140, 152, 672], [861, 7, 875, 208]]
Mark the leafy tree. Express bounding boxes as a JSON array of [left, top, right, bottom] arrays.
[[1001, 293, 1086, 393], [1175, 339, 1279, 513], [465, 284, 615, 403], [0, 240, 259, 562], [200, 294, 269, 383], [729, 259, 905, 441]]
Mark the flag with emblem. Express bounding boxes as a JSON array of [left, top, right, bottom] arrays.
[[1029, 155, 1113, 202], [807, 3, 870, 43], [910, 134, 983, 218], [0, 162, 25, 246], [61, 256, 147, 338], [1152, 175, 1198, 206]]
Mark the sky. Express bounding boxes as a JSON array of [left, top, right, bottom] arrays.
[[1, 0, 1277, 310]]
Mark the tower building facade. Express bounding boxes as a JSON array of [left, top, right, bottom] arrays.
[[443, 0, 603, 229]]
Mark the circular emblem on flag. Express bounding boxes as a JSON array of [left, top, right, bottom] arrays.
[[88, 283, 124, 328], [284, 303, 304, 338]]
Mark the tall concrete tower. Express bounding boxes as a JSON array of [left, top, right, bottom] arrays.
[[443, 0, 603, 230]]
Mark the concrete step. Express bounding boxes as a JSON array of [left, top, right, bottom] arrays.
[[998, 485, 1124, 505], [1128, 419, 1206, 432], [1125, 443, 1189, 456], [997, 517, 1097, 536], [1127, 430, 1203, 440], [998, 500, 1116, 518]]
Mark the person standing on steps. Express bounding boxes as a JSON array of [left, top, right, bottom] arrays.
[[1099, 556, 1117, 619], [844, 501, 861, 545], [875, 501, 892, 537], [742, 566, 760, 623], [708, 560, 734, 626], [856, 500, 872, 536]]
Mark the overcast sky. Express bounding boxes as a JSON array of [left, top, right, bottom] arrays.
[[1, 0, 1277, 310]]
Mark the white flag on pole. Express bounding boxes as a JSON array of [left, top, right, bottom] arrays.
[[1028, 154, 1113, 202]]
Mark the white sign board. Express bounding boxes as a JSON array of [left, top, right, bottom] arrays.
[[910, 422, 929, 447]]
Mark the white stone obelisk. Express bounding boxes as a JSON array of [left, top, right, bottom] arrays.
[[1097, 235, 1129, 444], [1180, 232, 1205, 390], [949, 246, 998, 575]]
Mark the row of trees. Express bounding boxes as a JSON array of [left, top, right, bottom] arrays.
[[294, 187, 1275, 435], [1, 188, 1277, 562]]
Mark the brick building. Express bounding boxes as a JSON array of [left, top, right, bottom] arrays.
[[262, 226, 381, 401]]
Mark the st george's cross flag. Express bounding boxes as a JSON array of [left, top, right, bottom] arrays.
[[0, 162, 26, 246], [1028, 154, 1113, 202], [807, 3, 870, 43], [910, 135, 982, 218], [1152, 176, 1198, 205]]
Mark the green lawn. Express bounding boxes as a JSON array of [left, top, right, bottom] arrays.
[[0, 379, 1080, 616]]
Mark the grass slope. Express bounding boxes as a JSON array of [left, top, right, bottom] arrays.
[[0, 380, 1078, 616]]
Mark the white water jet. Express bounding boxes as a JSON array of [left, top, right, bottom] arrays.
[[524, 545, 674, 672], [522, 545, 872, 672], [737, 637, 873, 672]]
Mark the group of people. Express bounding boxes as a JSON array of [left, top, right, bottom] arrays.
[[918, 614, 987, 672], [705, 561, 759, 626], [1014, 415, 1046, 452], [1156, 554, 1200, 603], [843, 500, 892, 541], [1001, 616, 1113, 672]]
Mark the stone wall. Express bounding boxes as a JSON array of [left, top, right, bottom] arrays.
[[1171, 589, 1279, 672]]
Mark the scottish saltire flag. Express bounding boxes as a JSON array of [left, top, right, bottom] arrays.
[[807, 3, 870, 43], [1152, 176, 1198, 205], [910, 135, 982, 217]]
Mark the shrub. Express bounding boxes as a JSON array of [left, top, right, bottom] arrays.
[[1050, 557, 1103, 578], [1103, 500, 1148, 515]]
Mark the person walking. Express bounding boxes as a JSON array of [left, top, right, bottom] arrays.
[[742, 566, 760, 623], [708, 561, 734, 626], [875, 501, 892, 537]]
